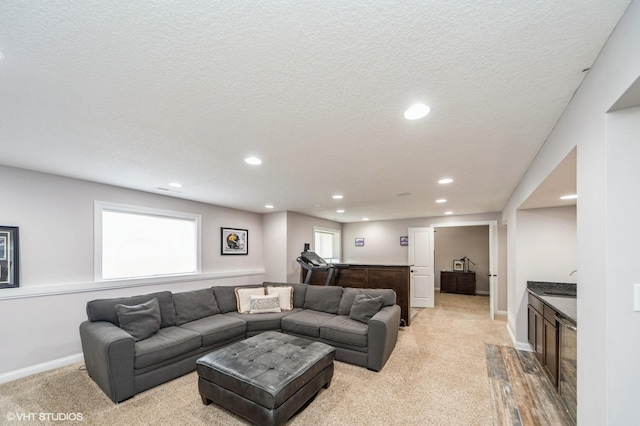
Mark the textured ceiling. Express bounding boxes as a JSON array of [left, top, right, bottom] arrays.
[[0, 1, 630, 222]]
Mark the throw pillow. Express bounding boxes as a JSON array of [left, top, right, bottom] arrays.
[[115, 298, 161, 341], [266, 286, 294, 311], [235, 287, 266, 313], [249, 294, 282, 314], [349, 294, 383, 324]]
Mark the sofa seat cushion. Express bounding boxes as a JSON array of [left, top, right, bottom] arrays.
[[134, 326, 201, 369], [179, 315, 246, 347], [320, 315, 368, 347], [281, 310, 335, 338], [225, 308, 301, 333]]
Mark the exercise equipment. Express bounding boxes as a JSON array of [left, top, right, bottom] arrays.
[[297, 249, 335, 286]]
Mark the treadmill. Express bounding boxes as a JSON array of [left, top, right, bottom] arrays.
[[296, 249, 336, 286]]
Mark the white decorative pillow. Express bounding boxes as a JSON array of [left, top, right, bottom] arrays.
[[266, 286, 294, 311], [249, 295, 282, 314], [235, 287, 266, 314]]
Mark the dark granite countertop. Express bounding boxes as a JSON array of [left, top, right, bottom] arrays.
[[527, 281, 577, 324]]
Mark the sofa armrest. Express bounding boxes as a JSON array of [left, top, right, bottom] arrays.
[[367, 304, 401, 371], [79, 320, 135, 403]]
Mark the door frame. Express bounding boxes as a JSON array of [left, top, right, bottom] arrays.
[[430, 220, 499, 319]]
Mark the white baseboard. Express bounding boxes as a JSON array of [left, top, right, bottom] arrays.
[[476, 290, 490, 295], [506, 322, 533, 351], [0, 353, 84, 385], [496, 310, 507, 316]]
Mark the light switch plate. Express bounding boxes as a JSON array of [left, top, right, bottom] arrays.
[[634, 284, 640, 312]]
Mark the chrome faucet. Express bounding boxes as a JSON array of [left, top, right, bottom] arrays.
[[570, 270, 577, 276]]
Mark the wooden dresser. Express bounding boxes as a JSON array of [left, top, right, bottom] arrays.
[[301, 264, 410, 326], [440, 271, 476, 295]]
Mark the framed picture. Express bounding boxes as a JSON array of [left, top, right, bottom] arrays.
[[400, 236, 408, 246], [453, 260, 464, 271], [221, 227, 248, 255], [355, 238, 365, 247], [0, 226, 20, 288]]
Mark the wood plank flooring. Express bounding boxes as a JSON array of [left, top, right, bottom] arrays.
[[486, 344, 575, 426]]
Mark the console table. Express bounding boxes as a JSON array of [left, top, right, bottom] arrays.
[[301, 264, 410, 326], [440, 271, 476, 295]]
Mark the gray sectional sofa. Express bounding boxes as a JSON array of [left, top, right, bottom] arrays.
[[79, 282, 401, 403]]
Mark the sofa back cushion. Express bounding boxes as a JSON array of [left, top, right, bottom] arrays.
[[263, 282, 308, 308], [338, 288, 397, 316], [173, 288, 221, 325], [115, 298, 161, 341], [86, 291, 176, 328], [303, 285, 343, 314], [213, 284, 264, 313]]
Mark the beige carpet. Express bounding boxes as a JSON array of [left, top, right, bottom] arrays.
[[0, 293, 511, 425]]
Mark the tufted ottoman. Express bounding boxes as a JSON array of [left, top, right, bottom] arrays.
[[196, 331, 335, 426]]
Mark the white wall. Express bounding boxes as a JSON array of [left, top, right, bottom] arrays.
[[510, 206, 577, 348], [604, 106, 640, 423], [502, 2, 640, 423], [342, 212, 508, 311], [286, 212, 341, 283], [262, 211, 287, 282], [0, 166, 265, 379]]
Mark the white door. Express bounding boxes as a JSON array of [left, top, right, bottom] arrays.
[[408, 227, 435, 308]]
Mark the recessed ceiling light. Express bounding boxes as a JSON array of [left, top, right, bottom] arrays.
[[362, 218, 369, 221], [444, 211, 453, 215], [311, 204, 321, 208], [560, 194, 578, 200], [265, 204, 274, 209], [245, 157, 262, 165], [436, 199, 447, 203], [404, 103, 431, 120], [438, 178, 453, 184], [168, 182, 183, 188], [332, 195, 343, 199], [336, 209, 345, 213]]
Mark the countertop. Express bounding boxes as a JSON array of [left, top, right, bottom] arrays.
[[527, 281, 577, 324]]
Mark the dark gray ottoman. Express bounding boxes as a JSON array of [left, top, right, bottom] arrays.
[[196, 331, 335, 426]]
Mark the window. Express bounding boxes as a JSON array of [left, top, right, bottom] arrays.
[[95, 201, 201, 280], [313, 226, 341, 263]]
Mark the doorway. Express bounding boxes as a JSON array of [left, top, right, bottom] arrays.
[[431, 220, 498, 319]]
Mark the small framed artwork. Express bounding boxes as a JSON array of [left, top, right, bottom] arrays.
[[221, 227, 248, 255], [355, 238, 365, 247], [0, 226, 20, 289], [453, 260, 464, 272], [400, 236, 408, 246]]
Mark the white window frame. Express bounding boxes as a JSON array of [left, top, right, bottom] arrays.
[[313, 226, 341, 263], [94, 201, 202, 281]]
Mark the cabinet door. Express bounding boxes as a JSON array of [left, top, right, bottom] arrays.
[[535, 309, 544, 361], [528, 305, 536, 348], [544, 318, 559, 387]]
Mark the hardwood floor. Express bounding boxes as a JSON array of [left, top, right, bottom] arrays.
[[486, 344, 575, 426]]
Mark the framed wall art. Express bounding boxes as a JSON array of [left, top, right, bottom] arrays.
[[453, 259, 464, 272], [0, 226, 20, 288], [400, 236, 408, 246], [355, 238, 365, 247], [221, 227, 248, 255]]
